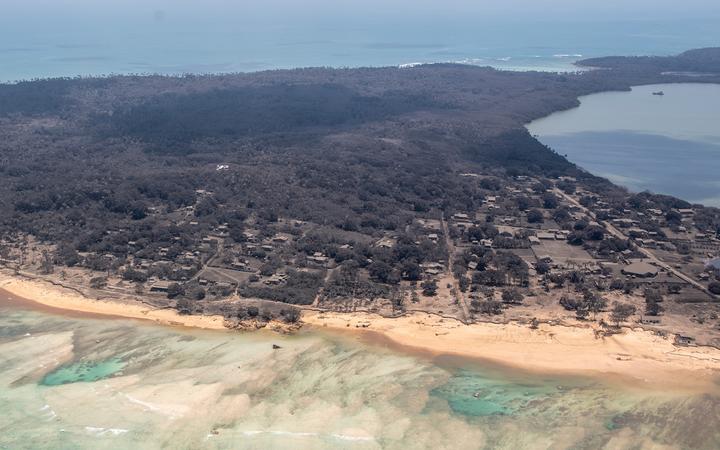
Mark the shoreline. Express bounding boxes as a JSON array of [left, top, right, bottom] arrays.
[[303, 311, 720, 389], [2, 273, 720, 388], [0, 275, 227, 330]]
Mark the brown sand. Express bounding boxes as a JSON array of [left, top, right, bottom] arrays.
[[303, 310, 720, 389], [3, 273, 720, 388], [0, 275, 226, 330]]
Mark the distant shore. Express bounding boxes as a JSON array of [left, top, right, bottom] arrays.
[[2, 273, 720, 389]]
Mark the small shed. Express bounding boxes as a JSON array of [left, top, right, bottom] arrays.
[[674, 335, 696, 346], [150, 281, 172, 293]]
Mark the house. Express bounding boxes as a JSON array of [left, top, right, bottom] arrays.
[[376, 238, 395, 249], [678, 208, 695, 217], [150, 281, 172, 293], [428, 233, 439, 242], [529, 236, 541, 245], [467, 261, 478, 270], [674, 335, 696, 346], [628, 228, 648, 238], [309, 252, 329, 264], [705, 257, 720, 272], [231, 261, 248, 271], [536, 232, 556, 240], [264, 274, 288, 285], [612, 218, 636, 227], [622, 261, 658, 278], [538, 255, 553, 264], [636, 239, 657, 248]]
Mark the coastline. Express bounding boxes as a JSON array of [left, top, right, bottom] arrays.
[[0, 274, 227, 330], [304, 311, 720, 389], [3, 272, 720, 388]]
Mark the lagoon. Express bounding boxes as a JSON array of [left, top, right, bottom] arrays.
[[527, 83, 720, 206]]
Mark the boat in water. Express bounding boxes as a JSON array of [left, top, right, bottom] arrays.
[[652, 91, 665, 96]]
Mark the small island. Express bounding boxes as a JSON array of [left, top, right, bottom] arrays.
[[2, 48, 720, 382]]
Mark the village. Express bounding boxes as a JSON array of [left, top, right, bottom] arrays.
[[1, 170, 720, 345]]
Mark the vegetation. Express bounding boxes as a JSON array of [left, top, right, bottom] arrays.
[[1, 48, 719, 325]]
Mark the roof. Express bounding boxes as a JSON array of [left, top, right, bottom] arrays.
[[622, 262, 658, 277], [150, 281, 172, 289]]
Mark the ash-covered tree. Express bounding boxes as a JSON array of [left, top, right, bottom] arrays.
[[421, 279, 438, 297], [527, 209, 544, 224], [645, 300, 664, 316], [542, 193, 558, 209], [89, 276, 108, 289], [501, 288, 523, 305], [39, 250, 54, 274], [610, 302, 636, 327], [709, 282, 720, 295], [167, 283, 185, 299]]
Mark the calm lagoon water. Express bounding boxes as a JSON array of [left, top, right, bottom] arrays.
[[528, 83, 720, 206], [2, 300, 720, 449]]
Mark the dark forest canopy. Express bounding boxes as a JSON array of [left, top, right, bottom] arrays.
[[0, 48, 719, 253], [102, 84, 444, 148]]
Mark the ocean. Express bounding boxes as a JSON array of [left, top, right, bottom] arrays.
[[2, 300, 720, 449], [1, 12, 720, 81]]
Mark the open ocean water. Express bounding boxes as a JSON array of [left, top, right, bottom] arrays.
[[1, 7, 720, 81]]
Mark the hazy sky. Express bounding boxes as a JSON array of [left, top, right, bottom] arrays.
[[4, 0, 720, 21]]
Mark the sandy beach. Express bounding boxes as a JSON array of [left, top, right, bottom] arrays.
[[3, 272, 720, 388], [303, 310, 720, 389], [0, 275, 227, 330]]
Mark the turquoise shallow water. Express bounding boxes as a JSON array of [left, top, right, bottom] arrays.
[[41, 358, 126, 386], [1, 301, 720, 449], [430, 369, 567, 417]]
